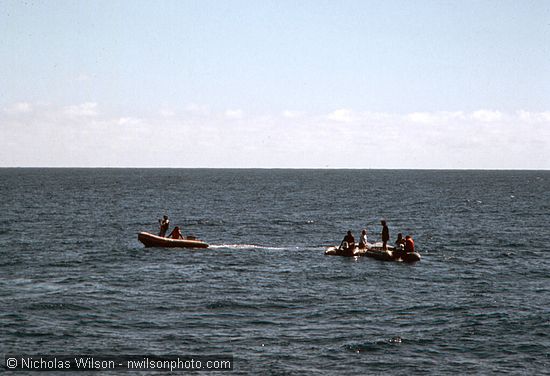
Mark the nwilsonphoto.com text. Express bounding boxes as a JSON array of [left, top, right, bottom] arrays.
[[4, 355, 233, 371]]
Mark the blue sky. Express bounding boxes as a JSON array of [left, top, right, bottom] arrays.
[[1, 0, 549, 168]]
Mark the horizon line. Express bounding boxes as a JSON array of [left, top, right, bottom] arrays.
[[1, 166, 548, 171]]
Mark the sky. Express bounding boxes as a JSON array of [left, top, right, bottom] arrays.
[[1, 0, 549, 168]]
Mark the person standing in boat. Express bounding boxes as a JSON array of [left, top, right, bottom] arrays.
[[159, 215, 170, 237], [381, 220, 390, 250], [168, 226, 184, 239], [358, 229, 368, 249]]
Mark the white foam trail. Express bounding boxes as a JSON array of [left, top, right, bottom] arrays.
[[209, 244, 290, 250]]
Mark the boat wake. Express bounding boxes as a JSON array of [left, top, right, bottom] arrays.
[[209, 244, 289, 251]]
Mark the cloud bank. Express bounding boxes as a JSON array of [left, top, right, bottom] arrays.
[[1, 102, 549, 169]]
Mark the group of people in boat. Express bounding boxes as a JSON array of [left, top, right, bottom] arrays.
[[158, 215, 185, 240], [393, 232, 416, 259], [158, 215, 416, 255], [340, 220, 415, 256]]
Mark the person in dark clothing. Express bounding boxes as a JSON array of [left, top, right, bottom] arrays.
[[393, 233, 406, 259], [340, 230, 356, 255], [381, 220, 390, 250], [159, 215, 170, 237], [395, 233, 405, 247]]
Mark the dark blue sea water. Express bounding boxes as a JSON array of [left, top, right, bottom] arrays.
[[1, 169, 549, 374]]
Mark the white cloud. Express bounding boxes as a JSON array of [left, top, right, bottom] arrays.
[[184, 103, 210, 115], [471, 110, 503, 122], [1, 104, 549, 168], [516, 110, 550, 123], [360, 111, 395, 122], [225, 109, 244, 119], [406, 112, 439, 124], [63, 102, 98, 117], [159, 108, 175, 117], [327, 108, 355, 123], [405, 111, 465, 124], [117, 117, 143, 125], [282, 110, 304, 118], [4, 102, 33, 114]]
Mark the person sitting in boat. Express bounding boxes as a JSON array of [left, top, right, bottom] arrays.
[[395, 233, 405, 247], [358, 229, 368, 249], [168, 226, 184, 240], [404, 235, 415, 253], [393, 233, 406, 259], [340, 230, 356, 255], [381, 220, 390, 250], [159, 215, 170, 237]]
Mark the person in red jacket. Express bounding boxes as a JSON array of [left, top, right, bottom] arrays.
[[404, 235, 415, 253]]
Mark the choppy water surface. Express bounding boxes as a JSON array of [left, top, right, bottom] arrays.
[[1, 169, 549, 374]]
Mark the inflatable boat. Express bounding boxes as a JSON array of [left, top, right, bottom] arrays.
[[138, 232, 209, 249], [324, 246, 362, 257], [325, 242, 421, 262], [365, 242, 421, 262], [364, 249, 421, 262]]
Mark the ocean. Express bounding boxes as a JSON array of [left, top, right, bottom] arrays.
[[1, 169, 549, 374]]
